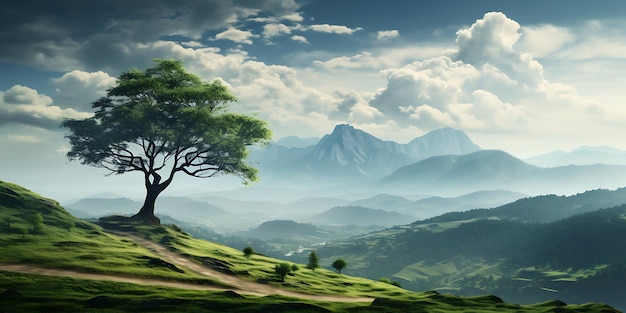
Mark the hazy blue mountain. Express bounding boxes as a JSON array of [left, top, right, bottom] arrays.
[[379, 150, 537, 191], [379, 150, 626, 195], [63, 196, 265, 233], [526, 145, 626, 167], [287, 196, 351, 214], [275, 136, 319, 148], [235, 220, 328, 241], [250, 124, 481, 183], [400, 190, 527, 219], [156, 196, 226, 218], [349, 194, 414, 211], [303, 124, 415, 179], [417, 187, 626, 225], [402, 127, 481, 159], [348, 190, 525, 219], [64, 197, 140, 217], [309, 205, 415, 227]]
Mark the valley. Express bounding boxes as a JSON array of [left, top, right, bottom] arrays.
[[4, 125, 626, 312]]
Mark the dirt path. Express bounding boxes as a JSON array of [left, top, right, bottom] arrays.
[[0, 231, 373, 303]]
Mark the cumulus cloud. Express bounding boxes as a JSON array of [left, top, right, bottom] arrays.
[[214, 27, 258, 44], [0, 85, 92, 129], [368, 11, 608, 136], [517, 24, 574, 58], [263, 23, 291, 38], [281, 12, 304, 22], [377, 30, 399, 40], [52, 70, 117, 111]]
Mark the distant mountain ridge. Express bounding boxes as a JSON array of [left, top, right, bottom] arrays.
[[526, 146, 626, 167], [250, 124, 481, 182], [379, 149, 626, 195], [309, 205, 414, 227]]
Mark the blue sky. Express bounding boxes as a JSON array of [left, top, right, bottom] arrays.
[[2, 0, 626, 199]]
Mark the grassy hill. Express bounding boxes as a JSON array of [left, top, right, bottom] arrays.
[[0, 180, 619, 312], [314, 189, 626, 310]]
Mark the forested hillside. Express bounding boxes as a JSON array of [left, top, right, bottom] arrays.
[[313, 193, 626, 310]]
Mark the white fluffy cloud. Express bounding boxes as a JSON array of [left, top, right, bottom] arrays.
[[377, 30, 399, 40], [214, 27, 258, 44], [517, 24, 574, 58], [0, 85, 92, 129], [52, 70, 117, 111], [262, 23, 291, 38]]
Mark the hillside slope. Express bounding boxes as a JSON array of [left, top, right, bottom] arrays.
[[0, 180, 619, 312], [314, 189, 626, 310]]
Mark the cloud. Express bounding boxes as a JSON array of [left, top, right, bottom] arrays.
[[5, 134, 41, 143], [517, 24, 574, 58], [263, 23, 291, 38], [181, 41, 204, 48], [291, 35, 309, 43], [296, 24, 363, 35], [377, 30, 399, 40], [367, 11, 611, 136], [52, 70, 117, 111], [0, 0, 301, 71], [214, 27, 258, 44], [0, 85, 92, 129], [447, 12, 544, 87], [313, 52, 386, 69], [307, 44, 448, 73], [281, 12, 304, 22]]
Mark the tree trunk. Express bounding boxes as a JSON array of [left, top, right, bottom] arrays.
[[130, 184, 163, 225]]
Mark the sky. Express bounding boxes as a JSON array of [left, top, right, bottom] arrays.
[[3, 0, 626, 200]]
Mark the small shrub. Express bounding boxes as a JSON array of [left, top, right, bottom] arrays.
[[379, 277, 402, 288], [291, 264, 299, 272]]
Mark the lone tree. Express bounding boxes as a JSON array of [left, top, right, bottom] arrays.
[[29, 213, 44, 235], [62, 59, 271, 225], [307, 251, 320, 271], [275, 262, 293, 282], [332, 258, 347, 274], [243, 246, 254, 260]]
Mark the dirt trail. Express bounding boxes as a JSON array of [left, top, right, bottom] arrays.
[[0, 231, 373, 303]]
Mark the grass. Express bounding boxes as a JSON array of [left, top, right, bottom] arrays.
[[0, 180, 621, 312]]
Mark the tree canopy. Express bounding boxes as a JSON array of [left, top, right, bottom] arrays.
[[332, 259, 347, 274], [62, 59, 272, 224]]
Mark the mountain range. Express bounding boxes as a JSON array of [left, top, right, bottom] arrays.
[[525, 146, 626, 167], [250, 124, 481, 184], [378, 149, 626, 195]]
